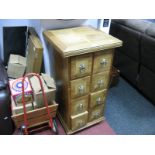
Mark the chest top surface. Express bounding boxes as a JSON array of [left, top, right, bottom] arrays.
[[43, 26, 122, 58]]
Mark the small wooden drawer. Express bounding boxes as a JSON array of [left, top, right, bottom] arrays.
[[70, 76, 90, 99], [71, 95, 88, 115], [93, 50, 113, 74], [91, 72, 110, 92], [89, 105, 104, 122], [70, 54, 92, 79], [71, 111, 88, 131], [90, 90, 106, 108]]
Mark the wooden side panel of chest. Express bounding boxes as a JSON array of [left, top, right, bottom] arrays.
[[53, 50, 71, 128]]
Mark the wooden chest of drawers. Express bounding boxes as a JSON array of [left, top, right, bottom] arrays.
[[43, 26, 122, 134]]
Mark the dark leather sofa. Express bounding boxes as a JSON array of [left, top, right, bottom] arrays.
[[110, 19, 155, 104], [0, 59, 14, 134]]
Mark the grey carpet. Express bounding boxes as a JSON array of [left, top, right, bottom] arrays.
[[105, 77, 155, 135]]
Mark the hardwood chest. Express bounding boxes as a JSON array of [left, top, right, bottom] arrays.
[[43, 26, 122, 134]]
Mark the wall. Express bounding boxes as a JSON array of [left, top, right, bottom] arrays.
[[0, 19, 30, 59]]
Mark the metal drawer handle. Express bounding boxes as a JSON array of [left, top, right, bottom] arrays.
[[94, 112, 100, 118], [96, 97, 104, 105], [100, 59, 108, 66], [79, 64, 86, 73], [78, 85, 84, 94], [97, 80, 104, 88], [78, 103, 84, 111]]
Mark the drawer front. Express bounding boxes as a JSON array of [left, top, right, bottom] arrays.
[[70, 76, 90, 99], [71, 111, 88, 131], [93, 50, 113, 74], [90, 90, 106, 108], [91, 72, 110, 92], [71, 95, 88, 115], [71, 54, 92, 79], [89, 105, 104, 122]]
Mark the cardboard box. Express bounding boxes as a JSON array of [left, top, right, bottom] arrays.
[[9, 77, 33, 105], [30, 73, 56, 108], [26, 32, 43, 74], [11, 97, 37, 114], [11, 97, 33, 114], [7, 54, 26, 79]]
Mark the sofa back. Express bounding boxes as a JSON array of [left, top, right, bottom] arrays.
[[110, 19, 155, 103]]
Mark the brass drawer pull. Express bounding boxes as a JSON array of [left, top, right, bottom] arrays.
[[97, 79, 104, 88], [79, 64, 86, 73], [78, 103, 84, 111], [96, 97, 104, 105], [94, 112, 100, 119], [94, 80, 104, 90], [78, 85, 84, 94], [100, 59, 108, 66]]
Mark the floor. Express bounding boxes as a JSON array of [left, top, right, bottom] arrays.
[[105, 77, 155, 135], [13, 119, 115, 135]]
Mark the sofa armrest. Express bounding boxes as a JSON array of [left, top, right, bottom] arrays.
[[0, 59, 8, 90]]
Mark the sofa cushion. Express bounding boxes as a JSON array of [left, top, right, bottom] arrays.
[[114, 50, 138, 86], [110, 21, 121, 38], [113, 19, 151, 33], [110, 22, 141, 61], [141, 34, 155, 73], [145, 23, 155, 38], [0, 59, 8, 90], [126, 20, 151, 33], [113, 19, 129, 26]]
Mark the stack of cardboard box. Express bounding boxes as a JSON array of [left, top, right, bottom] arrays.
[[30, 73, 56, 108], [9, 77, 34, 114], [10, 74, 56, 115], [7, 28, 43, 79], [7, 51, 43, 79]]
